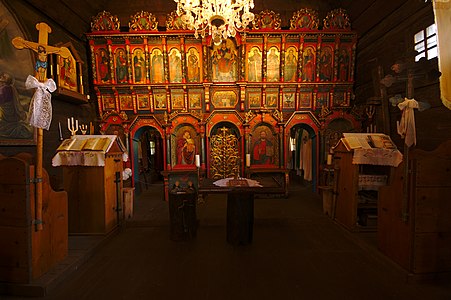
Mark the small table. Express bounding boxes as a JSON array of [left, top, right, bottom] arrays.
[[168, 189, 198, 241], [198, 177, 284, 245]]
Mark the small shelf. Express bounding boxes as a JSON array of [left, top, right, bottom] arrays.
[[54, 88, 89, 104]]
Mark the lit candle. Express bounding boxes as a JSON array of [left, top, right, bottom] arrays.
[[58, 122, 63, 140], [246, 153, 251, 167], [195, 154, 200, 168], [327, 154, 332, 166]]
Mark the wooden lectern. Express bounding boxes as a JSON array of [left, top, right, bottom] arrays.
[[52, 135, 126, 235]]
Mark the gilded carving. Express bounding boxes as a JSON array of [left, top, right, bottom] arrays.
[[290, 9, 319, 30], [91, 11, 120, 32], [252, 10, 281, 30], [129, 11, 158, 31], [210, 127, 240, 179]]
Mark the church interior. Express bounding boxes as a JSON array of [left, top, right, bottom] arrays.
[[1, 0, 451, 298]]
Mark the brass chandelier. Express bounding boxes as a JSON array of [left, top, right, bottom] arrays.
[[174, 0, 255, 45]]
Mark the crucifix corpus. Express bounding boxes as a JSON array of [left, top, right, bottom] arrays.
[[12, 22, 71, 231]]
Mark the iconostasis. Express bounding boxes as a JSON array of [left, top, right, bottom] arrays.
[[87, 8, 360, 197]]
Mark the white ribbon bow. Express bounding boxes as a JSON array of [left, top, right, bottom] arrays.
[[397, 98, 419, 147], [25, 75, 56, 130]]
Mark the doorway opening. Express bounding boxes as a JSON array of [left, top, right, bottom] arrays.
[[132, 126, 164, 195], [288, 123, 317, 191]]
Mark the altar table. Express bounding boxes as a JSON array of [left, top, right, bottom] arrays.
[[198, 177, 284, 245]]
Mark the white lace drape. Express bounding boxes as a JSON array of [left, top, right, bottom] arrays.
[[25, 75, 56, 130], [397, 98, 419, 147]]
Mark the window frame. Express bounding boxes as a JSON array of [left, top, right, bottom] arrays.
[[414, 23, 438, 62]]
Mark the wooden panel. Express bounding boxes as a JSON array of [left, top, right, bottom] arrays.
[[64, 166, 105, 233], [31, 168, 68, 280], [0, 226, 30, 283], [334, 150, 358, 230], [413, 232, 451, 273], [415, 159, 451, 187], [378, 162, 411, 271], [0, 158, 31, 283], [104, 154, 123, 234], [415, 187, 451, 233], [123, 188, 134, 219], [63, 152, 123, 234], [0, 158, 30, 227]]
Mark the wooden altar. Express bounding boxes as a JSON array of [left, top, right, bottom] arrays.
[[199, 177, 284, 245]]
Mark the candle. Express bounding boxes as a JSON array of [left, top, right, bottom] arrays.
[[58, 122, 63, 140], [67, 118, 70, 130], [195, 154, 200, 168], [327, 154, 332, 166], [246, 154, 251, 167]]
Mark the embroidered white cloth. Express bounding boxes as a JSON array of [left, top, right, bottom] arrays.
[[353, 148, 403, 167], [397, 98, 419, 147], [358, 175, 388, 190], [52, 151, 107, 166], [25, 75, 56, 130], [213, 178, 262, 187]]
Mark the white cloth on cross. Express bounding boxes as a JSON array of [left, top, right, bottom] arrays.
[[25, 75, 56, 130], [397, 97, 418, 147]]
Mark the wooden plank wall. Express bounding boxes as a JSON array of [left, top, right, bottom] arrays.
[[411, 142, 451, 273]]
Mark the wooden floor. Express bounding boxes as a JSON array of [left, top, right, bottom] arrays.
[[2, 180, 451, 299]]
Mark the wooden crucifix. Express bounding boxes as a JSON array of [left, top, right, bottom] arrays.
[[11, 22, 70, 231], [381, 59, 439, 222]]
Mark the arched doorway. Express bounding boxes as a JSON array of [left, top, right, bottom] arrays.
[[132, 126, 164, 195], [288, 123, 318, 190]]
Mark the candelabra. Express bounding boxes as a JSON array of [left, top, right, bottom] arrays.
[[67, 117, 79, 136]]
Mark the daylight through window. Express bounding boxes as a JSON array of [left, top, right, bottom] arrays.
[[414, 24, 438, 62]]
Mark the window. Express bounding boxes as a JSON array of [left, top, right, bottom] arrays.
[[414, 24, 438, 62], [149, 141, 155, 155]]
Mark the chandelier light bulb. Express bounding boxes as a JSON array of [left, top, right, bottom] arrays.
[[175, 0, 255, 43]]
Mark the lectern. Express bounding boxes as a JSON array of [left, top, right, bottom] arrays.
[[53, 135, 126, 234]]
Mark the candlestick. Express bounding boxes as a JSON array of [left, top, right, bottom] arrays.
[[58, 122, 63, 140], [327, 154, 332, 166], [79, 124, 88, 135], [67, 117, 78, 136], [195, 154, 200, 168]]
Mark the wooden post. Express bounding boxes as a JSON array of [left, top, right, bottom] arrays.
[[12, 23, 70, 231], [401, 69, 415, 222]]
